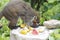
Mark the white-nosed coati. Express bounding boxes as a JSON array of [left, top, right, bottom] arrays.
[[0, 0, 40, 29]]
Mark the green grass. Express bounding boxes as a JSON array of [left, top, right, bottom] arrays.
[[0, 17, 23, 40], [0, 17, 10, 40]]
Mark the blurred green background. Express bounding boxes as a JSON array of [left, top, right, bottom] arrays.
[[0, 0, 60, 40]]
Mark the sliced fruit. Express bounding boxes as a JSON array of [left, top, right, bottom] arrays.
[[38, 29, 44, 33], [28, 26, 33, 31], [26, 29, 30, 32], [20, 24, 26, 28], [20, 30, 28, 35], [32, 29, 39, 35]]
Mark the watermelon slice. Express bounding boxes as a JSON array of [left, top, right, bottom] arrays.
[[32, 29, 39, 35]]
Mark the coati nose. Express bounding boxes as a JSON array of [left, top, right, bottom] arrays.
[[31, 21, 40, 28]]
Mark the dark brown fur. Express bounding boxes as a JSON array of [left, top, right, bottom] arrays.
[[0, 0, 40, 29]]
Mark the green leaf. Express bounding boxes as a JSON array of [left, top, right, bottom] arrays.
[[49, 36, 55, 40], [48, 0, 56, 3]]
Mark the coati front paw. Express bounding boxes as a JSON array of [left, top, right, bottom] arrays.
[[8, 25, 20, 30]]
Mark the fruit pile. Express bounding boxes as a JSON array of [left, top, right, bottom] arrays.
[[19, 24, 44, 35]]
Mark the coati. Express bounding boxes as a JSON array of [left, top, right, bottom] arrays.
[[0, 0, 40, 29]]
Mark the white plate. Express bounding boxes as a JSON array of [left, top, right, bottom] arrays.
[[10, 27, 50, 40]]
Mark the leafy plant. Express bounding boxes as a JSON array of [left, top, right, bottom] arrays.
[[49, 29, 60, 40]]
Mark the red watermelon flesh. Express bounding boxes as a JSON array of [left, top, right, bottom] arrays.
[[32, 29, 39, 35]]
